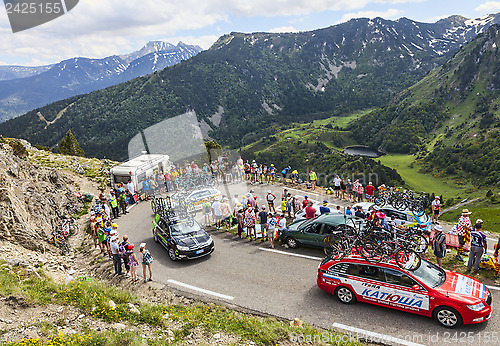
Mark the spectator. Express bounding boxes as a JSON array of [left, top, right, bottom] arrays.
[[202, 199, 212, 226], [119, 235, 131, 278], [365, 182, 375, 201], [431, 196, 441, 224], [345, 206, 352, 216], [280, 197, 286, 215], [212, 196, 222, 230], [118, 191, 128, 215], [219, 197, 232, 230], [127, 244, 140, 282], [432, 225, 446, 268], [467, 220, 487, 274], [266, 190, 277, 213], [302, 196, 309, 209], [126, 179, 135, 196], [340, 179, 346, 200], [335, 205, 342, 214], [494, 234, 500, 278], [258, 206, 268, 242], [357, 183, 364, 203], [278, 214, 287, 239], [305, 201, 317, 220], [110, 235, 122, 275], [245, 205, 257, 241], [456, 209, 472, 261], [333, 176, 341, 198], [267, 213, 277, 248], [309, 169, 317, 190], [236, 207, 244, 238], [355, 206, 366, 219], [346, 179, 353, 202], [319, 201, 330, 214], [109, 191, 119, 219], [139, 243, 153, 283], [142, 178, 150, 199]]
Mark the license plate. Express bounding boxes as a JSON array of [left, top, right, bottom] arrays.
[[196, 249, 204, 254]]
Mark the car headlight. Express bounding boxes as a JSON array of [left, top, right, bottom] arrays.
[[176, 245, 190, 251], [467, 302, 485, 311]]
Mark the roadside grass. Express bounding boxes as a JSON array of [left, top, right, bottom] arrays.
[[440, 198, 500, 234], [0, 260, 363, 345], [378, 154, 482, 200], [424, 249, 498, 283]]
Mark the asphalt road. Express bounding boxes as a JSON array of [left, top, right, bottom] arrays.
[[117, 182, 500, 346]]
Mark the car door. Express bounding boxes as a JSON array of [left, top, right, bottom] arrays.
[[380, 267, 430, 316], [156, 219, 170, 248], [298, 222, 323, 246]]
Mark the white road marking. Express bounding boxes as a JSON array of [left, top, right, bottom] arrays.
[[126, 203, 138, 212], [332, 322, 425, 346], [487, 285, 500, 291], [167, 279, 234, 300], [259, 247, 322, 261]]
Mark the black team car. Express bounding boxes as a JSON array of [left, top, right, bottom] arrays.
[[153, 216, 214, 261]]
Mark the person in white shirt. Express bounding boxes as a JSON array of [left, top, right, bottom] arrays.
[[212, 197, 222, 229], [277, 214, 287, 239], [333, 176, 341, 198], [431, 196, 441, 224]]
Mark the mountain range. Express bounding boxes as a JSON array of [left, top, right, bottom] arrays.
[[1, 14, 499, 161], [0, 41, 202, 122]]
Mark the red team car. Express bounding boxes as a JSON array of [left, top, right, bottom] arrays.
[[317, 255, 492, 328]]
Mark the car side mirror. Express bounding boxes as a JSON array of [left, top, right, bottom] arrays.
[[412, 284, 422, 291]]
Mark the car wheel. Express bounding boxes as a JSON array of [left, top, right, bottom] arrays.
[[168, 247, 177, 261], [287, 237, 298, 248], [434, 306, 463, 328], [335, 286, 356, 304]]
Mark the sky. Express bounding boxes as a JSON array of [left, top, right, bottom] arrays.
[[1, 0, 500, 66]]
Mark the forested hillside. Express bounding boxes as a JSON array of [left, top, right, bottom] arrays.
[[1, 15, 498, 160]]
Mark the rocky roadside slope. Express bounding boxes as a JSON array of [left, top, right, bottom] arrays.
[[0, 139, 340, 346]]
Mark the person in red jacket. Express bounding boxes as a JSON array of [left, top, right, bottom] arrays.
[[365, 182, 375, 201]]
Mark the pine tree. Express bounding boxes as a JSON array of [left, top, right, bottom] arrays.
[[58, 130, 85, 157]]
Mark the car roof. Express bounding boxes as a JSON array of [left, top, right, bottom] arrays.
[[324, 254, 402, 270], [314, 213, 361, 226]]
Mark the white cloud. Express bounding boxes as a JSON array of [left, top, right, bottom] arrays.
[[475, 1, 500, 12], [338, 8, 402, 23], [268, 26, 300, 33], [0, 0, 427, 65]]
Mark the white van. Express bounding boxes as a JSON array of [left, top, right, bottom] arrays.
[[110, 153, 170, 194]]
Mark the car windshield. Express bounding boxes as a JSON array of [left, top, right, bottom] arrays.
[[410, 259, 446, 288], [171, 221, 202, 236]]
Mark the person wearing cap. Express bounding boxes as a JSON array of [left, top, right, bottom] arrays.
[[110, 235, 123, 275], [268, 164, 276, 184], [319, 201, 330, 214], [467, 220, 487, 274], [431, 196, 441, 224], [302, 196, 309, 209], [258, 205, 268, 242], [266, 190, 277, 213], [202, 199, 212, 226], [305, 201, 317, 220], [232, 194, 240, 215], [309, 169, 317, 190], [267, 213, 277, 248], [432, 225, 446, 268], [456, 209, 472, 261], [127, 243, 140, 282], [357, 183, 364, 203], [139, 243, 153, 282]]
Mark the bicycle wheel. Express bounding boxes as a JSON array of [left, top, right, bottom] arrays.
[[323, 234, 346, 259], [411, 234, 429, 254], [360, 239, 383, 263], [395, 249, 421, 271]]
